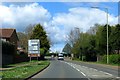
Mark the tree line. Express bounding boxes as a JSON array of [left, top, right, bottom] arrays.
[[63, 24, 120, 62]]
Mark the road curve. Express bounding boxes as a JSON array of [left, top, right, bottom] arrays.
[[31, 59, 120, 80], [32, 60, 88, 79]]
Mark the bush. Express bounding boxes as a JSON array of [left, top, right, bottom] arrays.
[[109, 54, 120, 64], [40, 48, 45, 55], [101, 54, 120, 64], [14, 53, 29, 63], [2, 41, 15, 55], [101, 55, 107, 63]]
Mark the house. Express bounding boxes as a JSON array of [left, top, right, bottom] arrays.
[[0, 28, 19, 65], [0, 28, 19, 48]]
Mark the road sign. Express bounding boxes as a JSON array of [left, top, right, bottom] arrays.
[[28, 39, 40, 56]]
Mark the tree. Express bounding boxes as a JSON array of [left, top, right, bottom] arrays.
[[17, 24, 35, 51], [67, 28, 80, 47], [17, 32, 28, 50], [109, 24, 120, 54], [62, 43, 71, 56], [30, 24, 50, 59], [95, 24, 111, 55], [25, 24, 34, 39]]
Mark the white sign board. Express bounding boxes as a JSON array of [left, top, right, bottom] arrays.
[[28, 39, 40, 54]]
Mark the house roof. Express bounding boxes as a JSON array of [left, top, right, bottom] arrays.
[[0, 28, 19, 40]]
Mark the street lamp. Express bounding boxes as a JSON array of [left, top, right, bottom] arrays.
[[91, 7, 109, 64]]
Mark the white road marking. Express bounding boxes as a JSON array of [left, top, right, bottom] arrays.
[[92, 75, 98, 76], [89, 68, 94, 70], [63, 61, 114, 78], [80, 72, 86, 76], [116, 77, 120, 79], [74, 64, 77, 65], [99, 71, 113, 76], [89, 68, 98, 71], [76, 68, 80, 71], [104, 72, 113, 76], [93, 69, 98, 71], [99, 71, 104, 73], [82, 66, 88, 68]]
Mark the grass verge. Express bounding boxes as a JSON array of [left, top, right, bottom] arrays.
[[93, 61, 120, 66], [1, 60, 50, 80], [72, 59, 120, 66]]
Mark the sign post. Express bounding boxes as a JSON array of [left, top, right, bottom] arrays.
[[28, 39, 40, 61]]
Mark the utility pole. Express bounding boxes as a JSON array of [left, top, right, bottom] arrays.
[[91, 7, 109, 64]]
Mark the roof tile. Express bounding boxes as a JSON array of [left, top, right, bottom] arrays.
[[0, 28, 15, 38]]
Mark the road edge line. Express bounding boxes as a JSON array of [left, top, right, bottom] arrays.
[[24, 61, 50, 80]]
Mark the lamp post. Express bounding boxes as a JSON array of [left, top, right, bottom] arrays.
[[91, 7, 109, 64]]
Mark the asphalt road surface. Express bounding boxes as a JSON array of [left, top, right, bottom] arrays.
[[32, 58, 120, 80]]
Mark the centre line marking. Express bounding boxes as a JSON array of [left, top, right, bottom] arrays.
[[104, 72, 113, 76], [80, 72, 86, 76], [116, 77, 120, 79], [73, 66, 75, 68], [76, 68, 80, 71]]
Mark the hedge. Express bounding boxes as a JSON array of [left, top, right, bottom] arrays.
[[2, 41, 15, 55], [101, 54, 120, 64]]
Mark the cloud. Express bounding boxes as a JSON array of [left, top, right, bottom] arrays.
[[66, 0, 119, 2], [37, 0, 119, 2], [51, 7, 118, 32], [0, 3, 51, 31], [50, 42, 65, 53]]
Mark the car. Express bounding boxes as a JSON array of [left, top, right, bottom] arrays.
[[58, 53, 64, 60], [51, 55, 54, 60]]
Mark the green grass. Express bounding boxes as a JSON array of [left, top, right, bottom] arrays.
[[72, 58, 120, 66], [94, 61, 120, 66], [2, 60, 50, 79], [72, 57, 80, 61], [3, 60, 39, 68], [0, 71, 2, 78]]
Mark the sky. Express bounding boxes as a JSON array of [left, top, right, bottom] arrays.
[[0, 1, 119, 53]]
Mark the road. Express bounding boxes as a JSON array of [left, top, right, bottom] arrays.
[[32, 58, 120, 80]]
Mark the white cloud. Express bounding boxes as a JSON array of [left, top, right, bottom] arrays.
[[47, 7, 118, 52], [0, 3, 51, 31], [2, 0, 119, 2], [51, 7, 118, 32]]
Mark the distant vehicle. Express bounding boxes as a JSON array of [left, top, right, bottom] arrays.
[[58, 53, 64, 60], [51, 55, 54, 60]]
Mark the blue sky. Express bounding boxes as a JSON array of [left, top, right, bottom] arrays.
[[1, 2, 118, 52], [38, 2, 118, 16], [3, 2, 118, 16]]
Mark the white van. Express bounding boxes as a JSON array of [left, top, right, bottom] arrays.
[[58, 53, 64, 60]]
